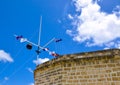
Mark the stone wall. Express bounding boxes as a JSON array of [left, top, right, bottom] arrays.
[[34, 49, 120, 85], [34, 62, 62, 85]]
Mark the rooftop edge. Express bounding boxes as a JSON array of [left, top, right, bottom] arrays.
[[35, 48, 120, 70]]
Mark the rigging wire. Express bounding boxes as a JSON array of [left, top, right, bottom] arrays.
[[0, 22, 41, 83], [0, 27, 38, 75], [1, 53, 35, 85], [0, 46, 24, 75]]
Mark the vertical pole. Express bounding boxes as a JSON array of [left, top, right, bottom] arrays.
[[38, 16, 42, 46], [37, 16, 42, 65]]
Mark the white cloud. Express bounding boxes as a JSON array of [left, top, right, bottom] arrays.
[[67, 0, 120, 48], [27, 68, 33, 73], [33, 58, 49, 65], [104, 47, 110, 50], [0, 50, 13, 62], [29, 83, 34, 85], [116, 5, 120, 10], [113, 5, 120, 17]]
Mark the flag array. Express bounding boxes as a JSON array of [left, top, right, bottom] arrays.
[[15, 35, 27, 43], [15, 35, 60, 57]]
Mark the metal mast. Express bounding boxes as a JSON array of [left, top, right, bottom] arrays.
[[36, 16, 42, 65]]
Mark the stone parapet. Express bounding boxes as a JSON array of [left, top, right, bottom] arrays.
[[35, 49, 120, 70], [34, 49, 120, 85]]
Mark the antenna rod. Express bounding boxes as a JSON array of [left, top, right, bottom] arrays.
[[42, 37, 55, 48], [38, 16, 42, 46], [36, 16, 42, 65]]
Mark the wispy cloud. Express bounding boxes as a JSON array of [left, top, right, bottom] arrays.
[[67, 0, 120, 48], [27, 68, 33, 73], [0, 50, 13, 62], [33, 58, 49, 65]]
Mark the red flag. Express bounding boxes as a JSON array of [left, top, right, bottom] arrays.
[[51, 52, 59, 57]]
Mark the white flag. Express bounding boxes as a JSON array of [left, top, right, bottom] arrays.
[[20, 38, 27, 43]]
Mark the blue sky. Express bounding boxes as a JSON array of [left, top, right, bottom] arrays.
[[0, 0, 120, 85]]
